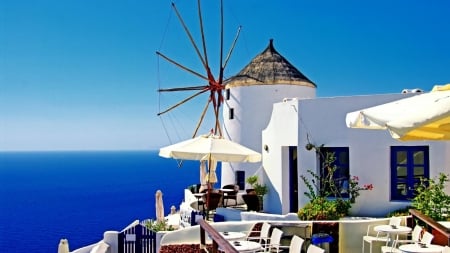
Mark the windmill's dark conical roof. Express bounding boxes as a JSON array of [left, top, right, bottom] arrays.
[[225, 39, 316, 88]]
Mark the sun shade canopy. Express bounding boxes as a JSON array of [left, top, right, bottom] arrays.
[[346, 84, 450, 141], [159, 134, 262, 162]]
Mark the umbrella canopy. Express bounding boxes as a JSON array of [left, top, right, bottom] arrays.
[[155, 190, 164, 222], [159, 134, 262, 162], [346, 84, 450, 140], [204, 160, 218, 183], [200, 160, 208, 185]]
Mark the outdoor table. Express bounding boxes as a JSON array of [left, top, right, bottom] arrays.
[[230, 240, 262, 252], [219, 231, 247, 241], [374, 225, 412, 245], [374, 225, 412, 234], [399, 243, 444, 253]]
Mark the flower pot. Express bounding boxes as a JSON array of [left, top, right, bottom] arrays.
[[246, 189, 256, 194]]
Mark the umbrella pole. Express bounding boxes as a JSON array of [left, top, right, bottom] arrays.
[[206, 157, 212, 220]]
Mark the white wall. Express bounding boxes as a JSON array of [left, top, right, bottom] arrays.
[[263, 93, 450, 217], [221, 84, 315, 187], [262, 98, 303, 214]]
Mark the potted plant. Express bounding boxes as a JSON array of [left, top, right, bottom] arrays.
[[245, 175, 268, 196], [245, 175, 268, 211]]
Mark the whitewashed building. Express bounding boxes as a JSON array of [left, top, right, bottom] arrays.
[[221, 40, 450, 217], [262, 94, 450, 216], [222, 39, 316, 188]]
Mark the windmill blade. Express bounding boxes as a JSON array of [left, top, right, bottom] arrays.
[[218, 0, 224, 82], [213, 97, 222, 135], [171, 2, 208, 70], [192, 98, 212, 138], [223, 25, 242, 71], [197, 0, 209, 68], [158, 85, 209, 92], [157, 89, 209, 116], [156, 51, 208, 81]]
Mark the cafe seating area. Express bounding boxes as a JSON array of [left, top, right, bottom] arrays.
[[212, 222, 322, 253]]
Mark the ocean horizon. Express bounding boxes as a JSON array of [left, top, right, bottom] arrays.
[[0, 151, 221, 253]]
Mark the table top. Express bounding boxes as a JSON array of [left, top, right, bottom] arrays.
[[230, 240, 262, 252], [374, 225, 412, 234], [219, 231, 247, 241], [399, 243, 444, 253], [221, 189, 235, 192]]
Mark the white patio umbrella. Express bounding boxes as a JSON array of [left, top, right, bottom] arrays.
[[346, 84, 450, 141], [155, 190, 164, 222], [159, 133, 262, 162], [159, 133, 262, 215]]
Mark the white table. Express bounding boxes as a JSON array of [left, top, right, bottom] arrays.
[[230, 240, 262, 252], [374, 225, 412, 235], [374, 225, 412, 246], [219, 231, 247, 241], [399, 243, 444, 253]]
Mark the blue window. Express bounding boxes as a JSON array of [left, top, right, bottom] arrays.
[[320, 147, 350, 198], [390, 146, 429, 201]]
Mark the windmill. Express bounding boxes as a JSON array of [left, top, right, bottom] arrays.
[[156, 0, 241, 138]]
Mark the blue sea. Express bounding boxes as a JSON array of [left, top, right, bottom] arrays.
[[0, 151, 221, 253]]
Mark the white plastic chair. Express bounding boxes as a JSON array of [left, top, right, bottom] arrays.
[[247, 222, 272, 245], [442, 245, 450, 253], [362, 217, 402, 253], [306, 244, 325, 253], [278, 235, 305, 253], [257, 228, 283, 252], [421, 231, 434, 245], [381, 225, 422, 253], [289, 235, 305, 253]]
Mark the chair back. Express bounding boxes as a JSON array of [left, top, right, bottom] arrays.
[[222, 184, 239, 193], [420, 231, 434, 245], [259, 222, 271, 244], [388, 217, 402, 226], [270, 228, 283, 245], [306, 244, 325, 253], [289, 235, 305, 253], [411, 225, 423, 241], [267, 228, 283, 252]]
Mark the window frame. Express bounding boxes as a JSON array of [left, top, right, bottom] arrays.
[[390, 146, 429, 201]]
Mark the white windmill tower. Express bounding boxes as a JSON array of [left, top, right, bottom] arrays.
[[221, 39, 316, 188]]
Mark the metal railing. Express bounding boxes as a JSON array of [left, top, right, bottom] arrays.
[[198, 219, 239, 253], [118, 223, 156, 253]]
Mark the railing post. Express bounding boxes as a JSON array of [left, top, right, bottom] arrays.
[[197, 219, 239, 253], [104, 231, 119, 253], [136, 225, 143, 253]]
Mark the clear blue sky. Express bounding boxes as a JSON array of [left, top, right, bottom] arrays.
[[1, 0, 449, 151]]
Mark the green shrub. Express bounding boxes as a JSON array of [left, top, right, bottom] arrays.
[[412, 173, 450, 221], [298, 151, 372, 220], [144, 219, 175, 232]]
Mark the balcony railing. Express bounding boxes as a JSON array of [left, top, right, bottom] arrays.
[[198, 219, 239, 253], [409, 209, 450, 246]]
